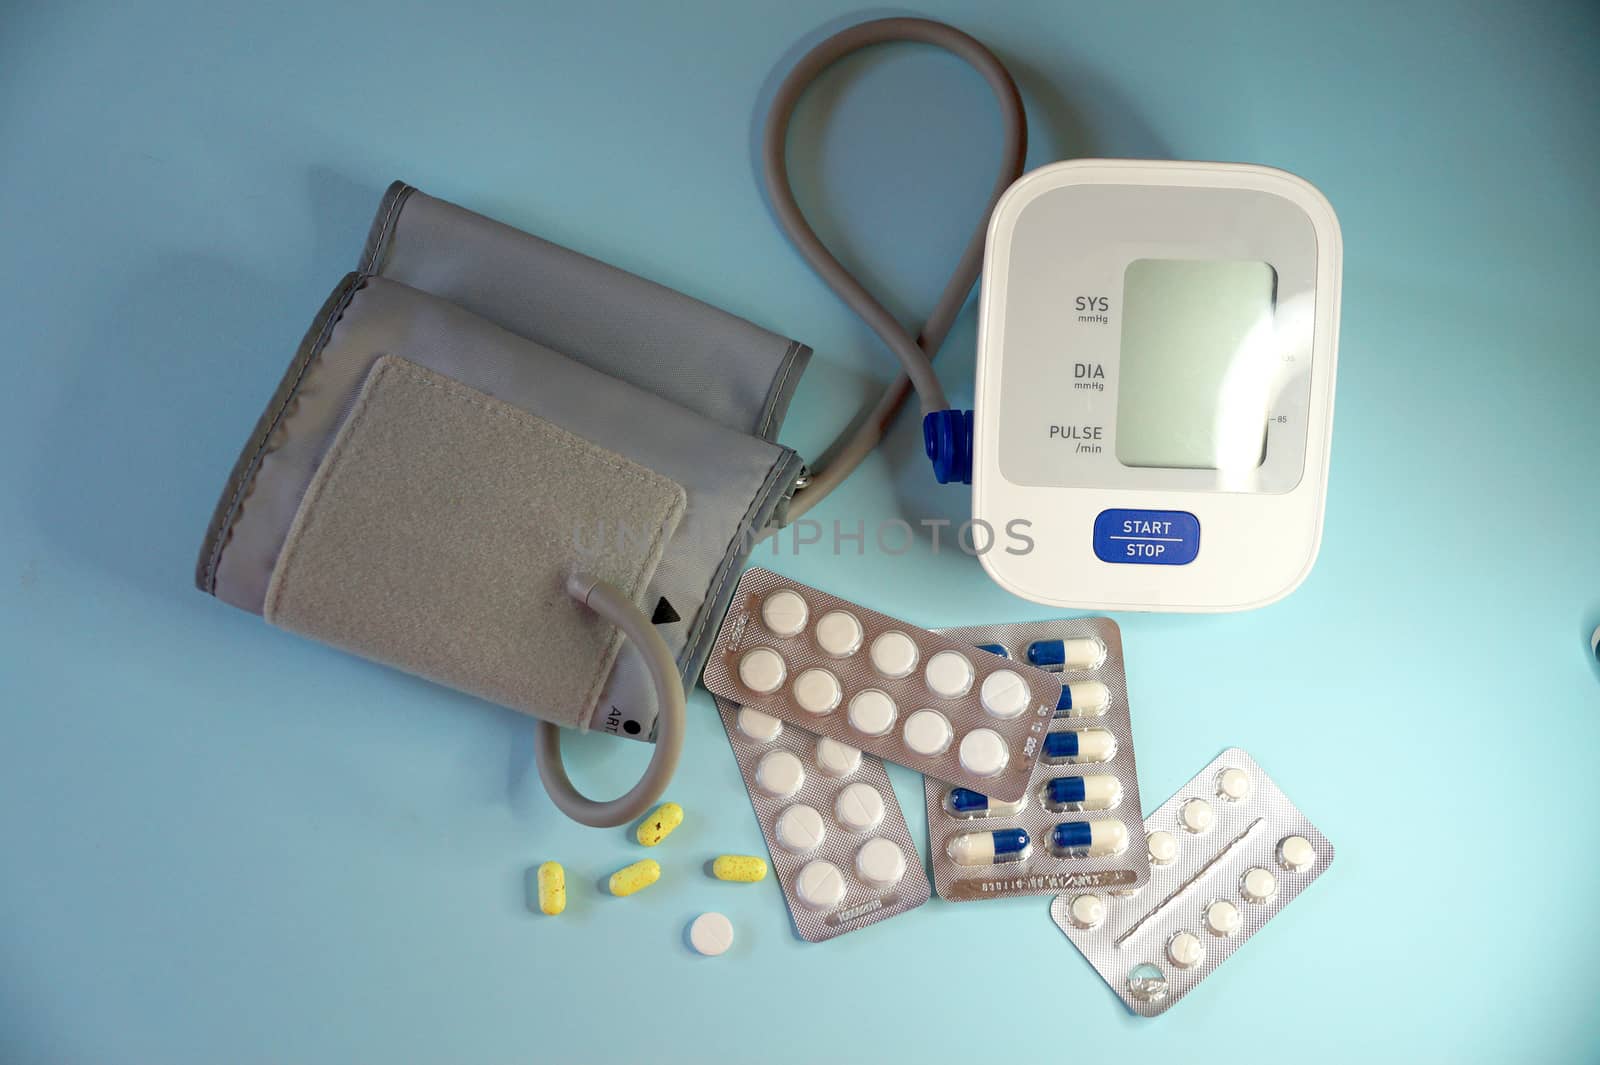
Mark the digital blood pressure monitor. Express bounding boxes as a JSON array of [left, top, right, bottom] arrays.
[[972, 159, 1342, 612]]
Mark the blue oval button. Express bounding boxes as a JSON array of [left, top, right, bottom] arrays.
[[1093, 509, 1200, 565]]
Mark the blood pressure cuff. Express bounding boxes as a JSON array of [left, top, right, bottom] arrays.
[[197, 182, 810, 739]]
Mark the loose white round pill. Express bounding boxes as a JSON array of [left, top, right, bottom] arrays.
[[834, 782, 885, 832], [1278, 834, 1316, 872], [847, 689, 896, 736], [1068, 893, 1105, 929], [1147, 830, 1178, 866], [815, 737, 862, 777], [1205, 899, 1242, 937], [688, 914, 736, 953], [1241, 866, 1278, 903], [1215, 767, 1252, 802], [958, 728, 1009, 777], [795, 860, 846, 910], [979, 669, 1030, 719], [737, 647, 787, 694], [902, 709, 953, 756], [854, 838, 906, 888], [736, 707, 783, 743], [774, 804, 826, 853], [755, 749, 805, 798], [792, 667, 842, 715], [814, 610, 863, 657], [869, 631, 919, 678], [760, 590, 809, 637], [1179, 798, 1215, 834], [689, 912, 735, 956], [924, 650, 974, 698], [1167, 931, 1204, 969]]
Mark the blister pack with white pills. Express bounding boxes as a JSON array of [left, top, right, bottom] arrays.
[[714, 696, 930, 942], [922, 619, 1149, 901], [1050, 747, 1333, 1016], [702, 569, 1063, 802]]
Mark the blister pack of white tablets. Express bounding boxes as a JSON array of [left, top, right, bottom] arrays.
[[714, 696, 930, 942], [703, 569, 1063, 802], [922, 619, 1149, 901], [1051, 747, 1333, 1016]]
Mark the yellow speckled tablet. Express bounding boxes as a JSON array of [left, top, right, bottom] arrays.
[[609, 859, 661, 897], [536, 861, 566, 916], [712, 854, 768, 883], [636, 802, 684, 847]]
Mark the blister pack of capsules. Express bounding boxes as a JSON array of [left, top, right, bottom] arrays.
[[922, 619, 1149, 901], [714, 696, 930, 942], [1051, 747, 1333, 1016], [703, 569, 1062, 802]]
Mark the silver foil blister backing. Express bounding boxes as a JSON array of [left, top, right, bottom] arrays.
[[715, 696, 930, 943], [924, 618, 1150, 901], [704, 568, 1062, 802], [1051, 747, 1334, 1016]]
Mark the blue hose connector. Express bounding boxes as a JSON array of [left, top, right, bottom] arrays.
[[924, 409, 974, 485]]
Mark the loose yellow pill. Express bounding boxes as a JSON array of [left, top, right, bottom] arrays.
[[609, 858, 661, 897], [712, 855, 768, 883], [636, 802, 684, 847], [536, 861, 566, 916]]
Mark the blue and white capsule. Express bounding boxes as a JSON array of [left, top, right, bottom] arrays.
[[1039, 774, 1123, 813], [1049, 819, 1129, 858], [1042, 728, 1117, 765], [944, 787, 1027, 820], [974, 642, 1010, 659], [947, 827, 1032, 866], [1026, 637, 1105, 672], [1055, 680, 1110, 718]]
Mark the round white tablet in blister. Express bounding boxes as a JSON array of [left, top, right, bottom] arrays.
[[1068, 893, 1105, 929], [958, 728, 1009, 777], [737, 647, 787, 694], [1278, 834, 1316, 872], [1205, 899, 1242, 937], [755, 750, 805, 798], [1241, 866, 1278, 903], [1179, 798, 1214, 834], [775, 804, 826, 853], [815, 737, 861, 777], [847, 689, 896, 736], [760, 589, 809, 637], [902, 709, 952, 756], [793, 668, 841, 715], [869, 631, 918, 678], [979, 669, 1030, 719], [1147, 830, 1178, 866], [834, 782, 885, 832], [689, 912, 734, 956], [795, 860, 846, 910], [924, 650, 974, 698], [737, 707, 783, 743], [1167, 931, 1204, 969], [815, 610, 863, 657], [854, 838, 906, 888], [1215, 767, 1252, 802]]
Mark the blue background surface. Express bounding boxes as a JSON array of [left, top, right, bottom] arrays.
[[3, 1, 1598, 1061]]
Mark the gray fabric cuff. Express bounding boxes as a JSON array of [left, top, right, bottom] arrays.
[[197, 181, 810, 740], [361, 182, 811, 443], [265, 356, 686, 729], [197, 275, 802, 737]]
